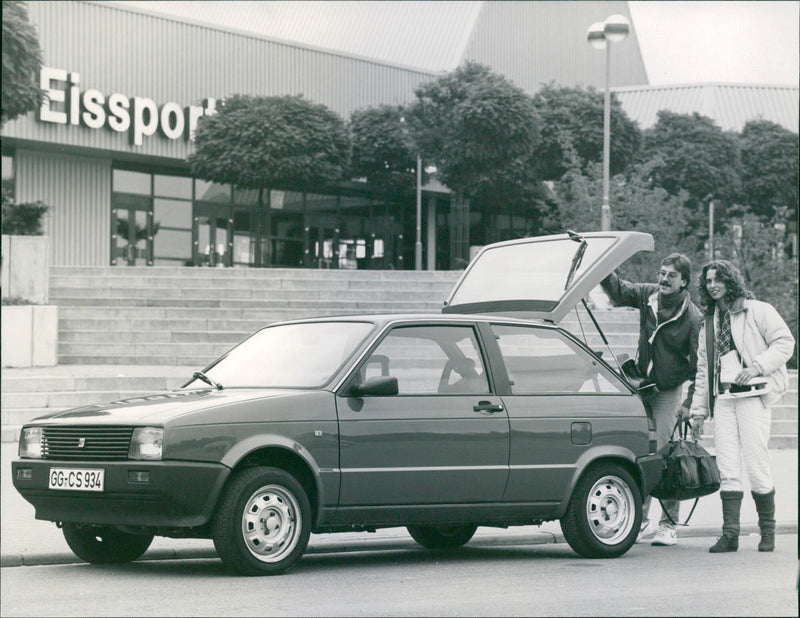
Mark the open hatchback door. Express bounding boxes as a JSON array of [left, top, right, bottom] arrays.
[[443, 231, 654, 323]]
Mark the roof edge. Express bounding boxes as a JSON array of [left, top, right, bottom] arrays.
[[612, 82, 799, 93]]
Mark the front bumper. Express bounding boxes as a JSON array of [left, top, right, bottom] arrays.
[[636, 453, 664, 497], [11, 459, 230, 528]]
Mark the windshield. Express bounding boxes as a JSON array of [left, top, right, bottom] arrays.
[[183, 321, 376, 388], [447, 236, 616, 308]]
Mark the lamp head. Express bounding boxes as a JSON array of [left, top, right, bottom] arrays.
[[604, 14, 630, 43], [586, 21, 606, 49]]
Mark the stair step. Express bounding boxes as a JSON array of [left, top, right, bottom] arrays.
[[59, 330, 246, 344], [1, 390, 163, 409]]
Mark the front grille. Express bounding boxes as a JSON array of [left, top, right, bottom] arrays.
[[42, 426, 134, 461]]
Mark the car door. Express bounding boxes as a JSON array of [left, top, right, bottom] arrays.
[[335, 323, 509, 509], [486, 323, 644, 514]]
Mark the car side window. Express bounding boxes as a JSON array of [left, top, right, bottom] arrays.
[[491, 324, 625, 395], [363, 325, 489, 395]]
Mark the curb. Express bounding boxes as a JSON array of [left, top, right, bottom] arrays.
[[2, 523, 795, 568]]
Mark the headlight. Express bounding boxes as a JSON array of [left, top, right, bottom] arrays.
[[128, 427, 164, 460], [19, 427, 43, 459]]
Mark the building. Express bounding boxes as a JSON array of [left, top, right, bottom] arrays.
[[2, 0, 648, 270], [2, 1, 796, 271]]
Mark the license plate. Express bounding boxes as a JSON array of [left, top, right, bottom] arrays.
[[48, 468, 105, 492]]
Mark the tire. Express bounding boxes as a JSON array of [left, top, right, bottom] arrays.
[[211, 467, 311, 576], [407, 524, 478, 549], [62, 525, 153, 564], [560, 463, 641, 559]]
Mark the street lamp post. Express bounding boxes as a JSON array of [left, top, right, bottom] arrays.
[[400, 115, 424, 270], [415, 154, 423, 270], [587, 14, 630, 231]]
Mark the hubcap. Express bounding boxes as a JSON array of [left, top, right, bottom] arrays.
[[586, 475, 635, 545], [241, 484, 301, 563]]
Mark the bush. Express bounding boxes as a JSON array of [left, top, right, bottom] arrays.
[[1, 199, 49, 235], [1, 296, 35, 305]]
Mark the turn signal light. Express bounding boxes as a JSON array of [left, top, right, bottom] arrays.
[[128, 470, 150, 484]]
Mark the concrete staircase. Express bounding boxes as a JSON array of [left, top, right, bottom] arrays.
[[2, 267, 796, 448], [50, 267, 462, 365]]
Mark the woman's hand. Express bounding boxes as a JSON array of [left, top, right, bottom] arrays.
[[735, 367, 760, 385]]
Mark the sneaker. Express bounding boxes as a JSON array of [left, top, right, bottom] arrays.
[[651, 524, 677, 546], [635, 521, 657, 544]]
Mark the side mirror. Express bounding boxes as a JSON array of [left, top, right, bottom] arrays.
[[350, 376, 399, 397]]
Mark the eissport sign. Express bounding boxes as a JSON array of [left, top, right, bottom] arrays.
[[37, 67, 216, 146]]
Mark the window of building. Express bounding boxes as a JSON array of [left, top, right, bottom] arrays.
[[2, 154, 14, 201]]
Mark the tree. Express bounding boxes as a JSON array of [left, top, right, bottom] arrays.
[[738, 120, 798, 222], [553, 160, 697, 285], [349, 104, 418, 201], [2, 0, 45, 125], [641, 111, 742, 207], [407, 62, 540, 203], [531, 83, 642, 181], [188, 94, 350, 191]]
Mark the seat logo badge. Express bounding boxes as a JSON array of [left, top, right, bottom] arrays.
[[77, 438, 86, 448]]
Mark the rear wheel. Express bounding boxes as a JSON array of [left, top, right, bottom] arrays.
[[407, 524, 478, 549], [560, 463, 641, 558], [212, 467, 311, 576], [62, 525, 153, 564]]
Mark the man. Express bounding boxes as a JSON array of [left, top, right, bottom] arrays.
[[601, 253, 702, 546]]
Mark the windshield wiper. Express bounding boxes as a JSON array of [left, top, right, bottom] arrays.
[[565, 230, 588, 290], [191, 371, 223, 390]]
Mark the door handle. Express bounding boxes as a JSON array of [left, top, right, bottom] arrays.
[[473, 401, 504, 414]]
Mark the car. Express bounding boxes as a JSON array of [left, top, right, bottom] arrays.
[[12, 230, 663, 575]]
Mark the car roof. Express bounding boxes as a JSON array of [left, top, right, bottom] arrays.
[[261, 313, 558, 329]]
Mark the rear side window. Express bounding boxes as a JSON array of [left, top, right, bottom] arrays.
[[491, 324, 625, 394], [362, 325, 489, 395]]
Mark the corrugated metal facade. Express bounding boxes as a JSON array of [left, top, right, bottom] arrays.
[[114, 0, 485, 74], [2, 1, 436, 161], [614, 83, 800, 132], [462, 1, 649, 93], [16, 150, 111, 266]]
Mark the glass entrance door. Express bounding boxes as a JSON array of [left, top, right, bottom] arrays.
[[111, 196, 154, 266], [305, 225, 340, 268], [193, 203, 233, 267]]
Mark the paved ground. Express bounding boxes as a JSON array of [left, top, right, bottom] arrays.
[[1, 442, 796, 567]]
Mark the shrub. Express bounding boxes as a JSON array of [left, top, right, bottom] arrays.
[[1, 199, 49, 235]]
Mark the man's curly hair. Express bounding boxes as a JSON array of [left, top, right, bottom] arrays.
[[698, 260, 754, 316]]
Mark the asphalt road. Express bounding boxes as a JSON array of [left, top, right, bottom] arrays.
[[1, 534, 797, 617]]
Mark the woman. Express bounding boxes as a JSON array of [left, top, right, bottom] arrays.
[[689, 260, 794, 553]]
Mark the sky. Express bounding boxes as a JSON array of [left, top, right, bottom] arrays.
[[628, 1, 799, 86]]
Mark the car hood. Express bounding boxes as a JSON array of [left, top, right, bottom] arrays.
[[26, 389, 304, 426], [442, 231, 653, 323]]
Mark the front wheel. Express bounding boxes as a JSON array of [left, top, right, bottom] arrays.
[[407, 524, 478, 549], [62, 525, 153, 564], [212, 467, 311, 576], [560, 463, 641, 559]]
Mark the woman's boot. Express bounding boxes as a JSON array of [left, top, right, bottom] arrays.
[[752, 489, 776, 552], [709, 491, 743, 553]]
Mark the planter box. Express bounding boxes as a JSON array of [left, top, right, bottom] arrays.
[[1, 235, 50, 304], [1, 305, 58, 367]]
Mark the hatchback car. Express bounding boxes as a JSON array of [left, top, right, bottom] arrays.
[[12, 230, 662, 575]]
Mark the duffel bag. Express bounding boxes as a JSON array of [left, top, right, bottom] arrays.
[[650, 418, 721, 525]]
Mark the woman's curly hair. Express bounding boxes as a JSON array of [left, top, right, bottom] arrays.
[[698, 260, 755, 316]]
